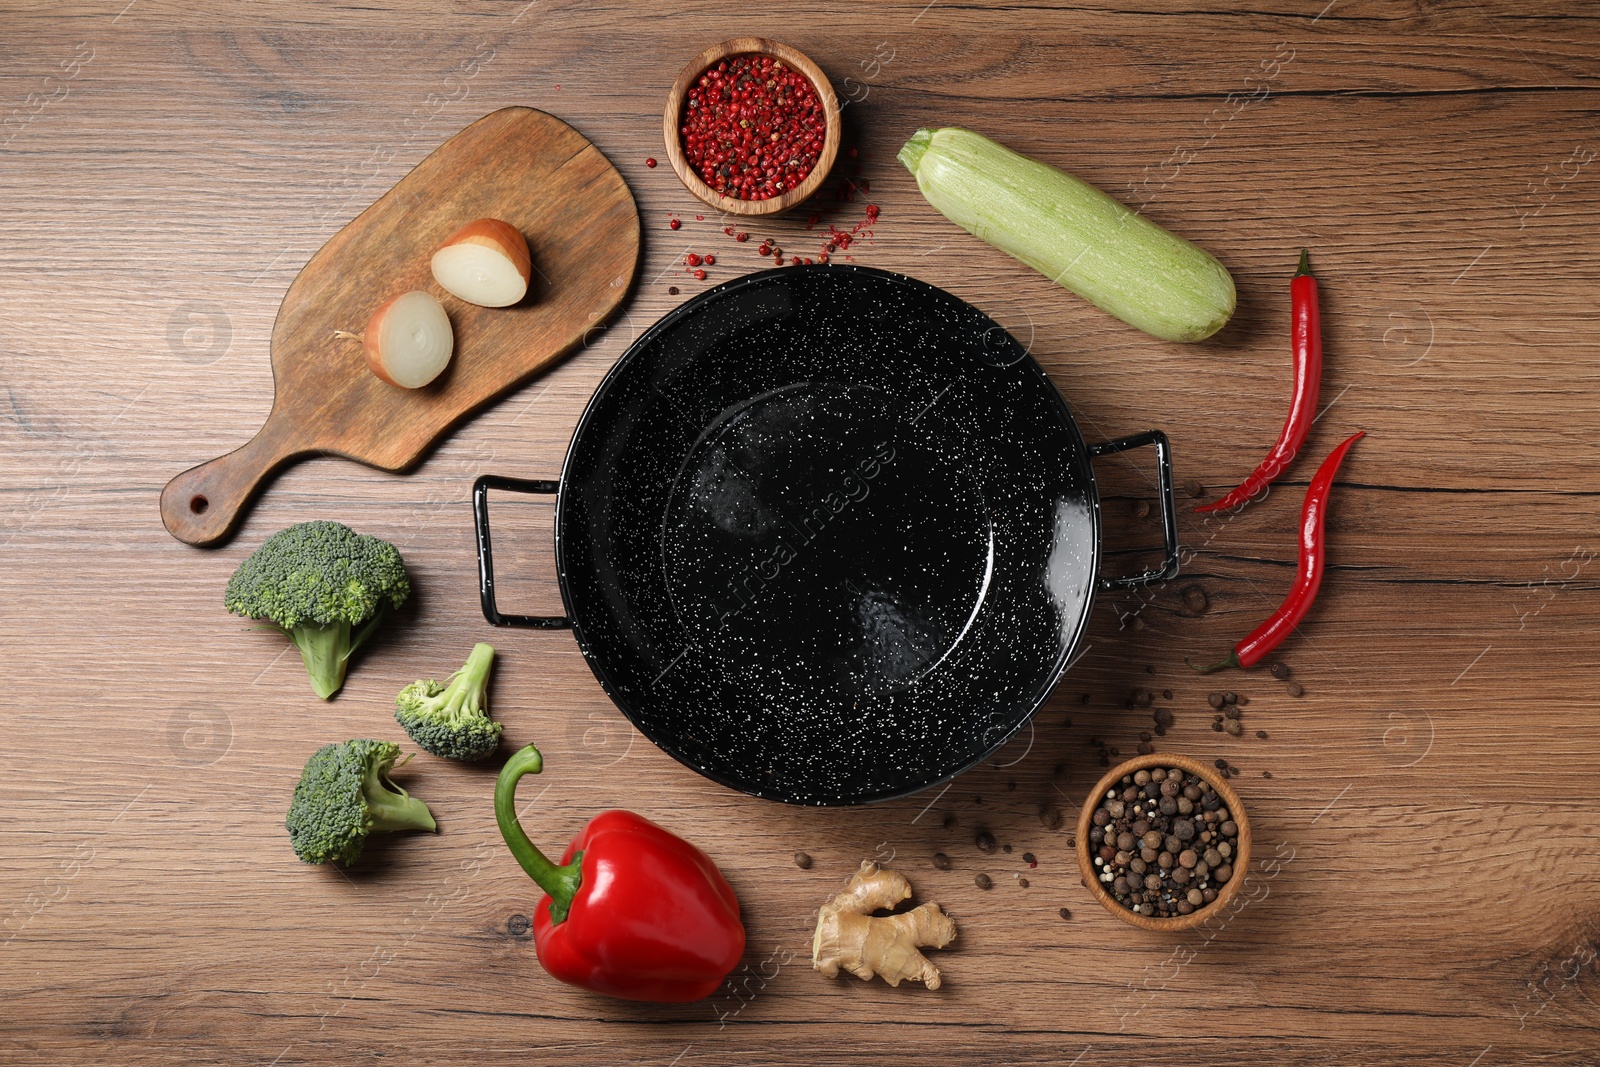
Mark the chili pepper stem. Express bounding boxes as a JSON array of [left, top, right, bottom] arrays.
[[495, 744, 584, 924], [1294, 247, 1311, 277], [1185, 651, 1241, 675]]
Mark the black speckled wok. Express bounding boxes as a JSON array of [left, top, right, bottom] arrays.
[[474, 264, 1177, 805]]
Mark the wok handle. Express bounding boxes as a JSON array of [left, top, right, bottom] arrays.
[[1087, 430, 1180, 589], [472, 475, 573, 628]]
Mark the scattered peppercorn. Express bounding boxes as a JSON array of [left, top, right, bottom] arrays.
[[668, 286, 679, 295], [1183, 479, 1205, 499], [693, 269, 707, 280], [668, 218, 681, 230], [1002, 843, 1013, 854], [645, 157, 657, 168], [1225, 720, 1243, 736], [1256, 730, 1269, 739], [1270, 661, 1290, 680], [1059, 907, 1072, 920], [1208, 693, 1225, 710], [1288, 681, 1305, 697], [932, 852, 952, 870], [703, 254, 716, 265], [975, 830, 997, 853], [975, 873, 993, 890], [1022, 852, 1036, 865], [1262, 770, 1273, 778], [1163, 689, 1173, 701], [1018, 877, 1030, 888], [1182, 585, 1210, 614], [1154, 708, 1174, 726], [736, 232, 749, 242], [793, 851, 812, 869]]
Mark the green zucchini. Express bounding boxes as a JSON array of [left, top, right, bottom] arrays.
[[899, 127, 1236, 343]]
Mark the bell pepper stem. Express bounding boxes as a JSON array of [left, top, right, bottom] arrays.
[[1185, 651, 1241, 674], [495, 744, 584, 924]]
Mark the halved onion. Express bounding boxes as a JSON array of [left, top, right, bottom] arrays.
[[430, 218, 531, 307], [363, 290, 454, 389]]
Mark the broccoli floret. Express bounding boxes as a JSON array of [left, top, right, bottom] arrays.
[[286, 739, 437, 865], [395, 643, 502, 761], [224, 521, 409, 699]]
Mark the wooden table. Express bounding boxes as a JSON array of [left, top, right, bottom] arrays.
[[4, 2, 1597, 1063]]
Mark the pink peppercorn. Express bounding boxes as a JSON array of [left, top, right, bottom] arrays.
[[679, 53, 826, 201]]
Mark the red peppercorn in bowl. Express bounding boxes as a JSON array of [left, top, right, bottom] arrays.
[[663, 38, 842, 217]]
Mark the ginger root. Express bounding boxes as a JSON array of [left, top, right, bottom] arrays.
[[812, 860, 957, 989]]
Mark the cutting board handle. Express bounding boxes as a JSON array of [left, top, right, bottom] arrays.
[[160, 418, 303, 546]]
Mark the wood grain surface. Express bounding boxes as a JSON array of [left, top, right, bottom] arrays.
[[3, 2, 1598, 1065]]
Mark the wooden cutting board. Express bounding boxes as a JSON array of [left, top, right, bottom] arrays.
[[159, 106, 640, 546]]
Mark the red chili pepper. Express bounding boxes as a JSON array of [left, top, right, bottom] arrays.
[[1189, 431, 1364, 673], [494, 745, 746, 1002], [1196, 250, 1322, 513]]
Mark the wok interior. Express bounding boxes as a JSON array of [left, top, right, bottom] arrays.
[[559, 267, 1099, 804]]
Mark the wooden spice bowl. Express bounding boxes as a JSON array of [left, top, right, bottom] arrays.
[[1074, 753, 1253, 933], [661, 37, 842, 218]]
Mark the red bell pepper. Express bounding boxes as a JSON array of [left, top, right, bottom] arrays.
[[494, 744, 746, 1003]]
